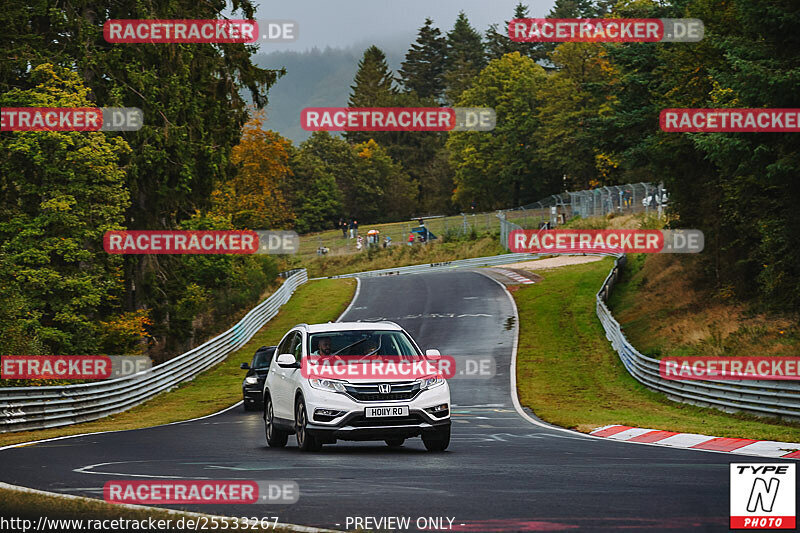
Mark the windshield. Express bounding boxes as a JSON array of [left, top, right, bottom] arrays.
[[252, 348, 274, 369], [308, 330, 421, 357]]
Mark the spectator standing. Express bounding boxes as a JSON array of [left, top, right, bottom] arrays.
[[348, 218, 354, 239], [353, 219, 359, 238], [339, 218, 347, 238], [408, 233, 414, 246]]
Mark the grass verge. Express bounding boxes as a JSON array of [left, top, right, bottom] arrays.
[[0, 278, 356, 448], [608, 254, 799, 359], [513, 257, 800, 442]]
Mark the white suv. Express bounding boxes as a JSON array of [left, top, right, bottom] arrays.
[[262, 322, 451, 452]]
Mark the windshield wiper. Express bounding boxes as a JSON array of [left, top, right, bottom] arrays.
[[333, 337, 370, 356]]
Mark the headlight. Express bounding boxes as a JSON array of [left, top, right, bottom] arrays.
[[244, 376, 259, 385], [417, 375, 445, 390], [308, 378, 347, 393]]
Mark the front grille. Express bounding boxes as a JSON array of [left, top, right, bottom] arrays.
[[348, 414, 424, 427], [344, 381, 420, 402], [349, 391, 418, 401]]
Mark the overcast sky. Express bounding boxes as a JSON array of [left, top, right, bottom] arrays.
[[247, 0, 558, 52]]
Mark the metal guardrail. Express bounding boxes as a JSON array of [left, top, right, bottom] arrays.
[[597, 256, 800, 420], [5, 237, 795, 434], [498, 214, 799, 419], [0, 270, 309, 433], [318, 253, 543, 279]]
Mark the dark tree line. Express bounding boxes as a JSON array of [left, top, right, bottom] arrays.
[[1, 0, 282, 356], [1, 0, 798, 360]]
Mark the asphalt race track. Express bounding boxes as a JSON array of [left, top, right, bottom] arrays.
[[0, 270, 751, 531]]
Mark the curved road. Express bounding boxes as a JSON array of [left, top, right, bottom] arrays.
[[1, 271, 743, 531]]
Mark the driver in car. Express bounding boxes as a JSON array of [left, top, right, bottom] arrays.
[[312, 336, 333, 356]]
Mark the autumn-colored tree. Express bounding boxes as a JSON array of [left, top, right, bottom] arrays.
[[213, 111, 295, 229]]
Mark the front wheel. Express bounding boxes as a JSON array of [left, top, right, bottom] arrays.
[[295, 399, 322, 452], [422, 426, 450, 452], [264, 395, 288, 448]]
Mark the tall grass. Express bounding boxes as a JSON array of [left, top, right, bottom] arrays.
[[296, 232, 505, 278]]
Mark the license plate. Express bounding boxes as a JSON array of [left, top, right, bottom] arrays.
[[365, 405, 409, 418]]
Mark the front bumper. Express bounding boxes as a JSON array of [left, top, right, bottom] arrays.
[[306, 409, 450, 441], [303, 384, 451, 441], [243, 386, 263, 406]]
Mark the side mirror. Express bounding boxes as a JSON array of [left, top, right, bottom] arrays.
[[425, 349, 441, 360], [276, 353, 298, 368], [240, 362, 250, 370]]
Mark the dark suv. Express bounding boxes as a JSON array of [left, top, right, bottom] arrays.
[[241, 345, 276, 411]]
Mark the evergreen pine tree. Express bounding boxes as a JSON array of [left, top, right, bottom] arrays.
[[347, 45, 396, 107], [443, 12, 486, 104], [547, 0, 598, 17], [346, 45, 397, 143], [398, 18, 447, 101], [485, 3, 546, 62]]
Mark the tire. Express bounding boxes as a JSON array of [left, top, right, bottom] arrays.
[[244, 400, 256, 412], [385, 438, 405, 447], [295, 399, 322, 452], [422, 426, 450, 452], [264, 395, 288, 448]]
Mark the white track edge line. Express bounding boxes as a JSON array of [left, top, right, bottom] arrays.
[[1, 276, 363, 453], [476, 270, 797, 460], [0, 275, 353, 532], [0, 402, 246, 452], [336, 277, 361, 323]]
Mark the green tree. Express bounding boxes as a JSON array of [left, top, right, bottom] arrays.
[[293, 132, 416, 224], [548, 0, 602, 17], [347, 47, 446, 214], [371, 91, 450, 216], [143, 211, 276, 354], [287, 147, 344, 233], [345, 46, 398, 145], [679, 0, 800, 309], [485, 3, 547, 63], [352, 140, 418, 223], [535, 0, 615, 61], [0, 64, 131, 354], [0, 0, 284, 349], [536, 42, 620, 189], [348, 45, 397, 107], [448, 53, 560, 209], [398, 18, 447, 102], [444, 12, 487, 104], [298, 132, 360, 217]]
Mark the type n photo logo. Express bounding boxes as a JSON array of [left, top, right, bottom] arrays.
[[730, 463, 796, 529]]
